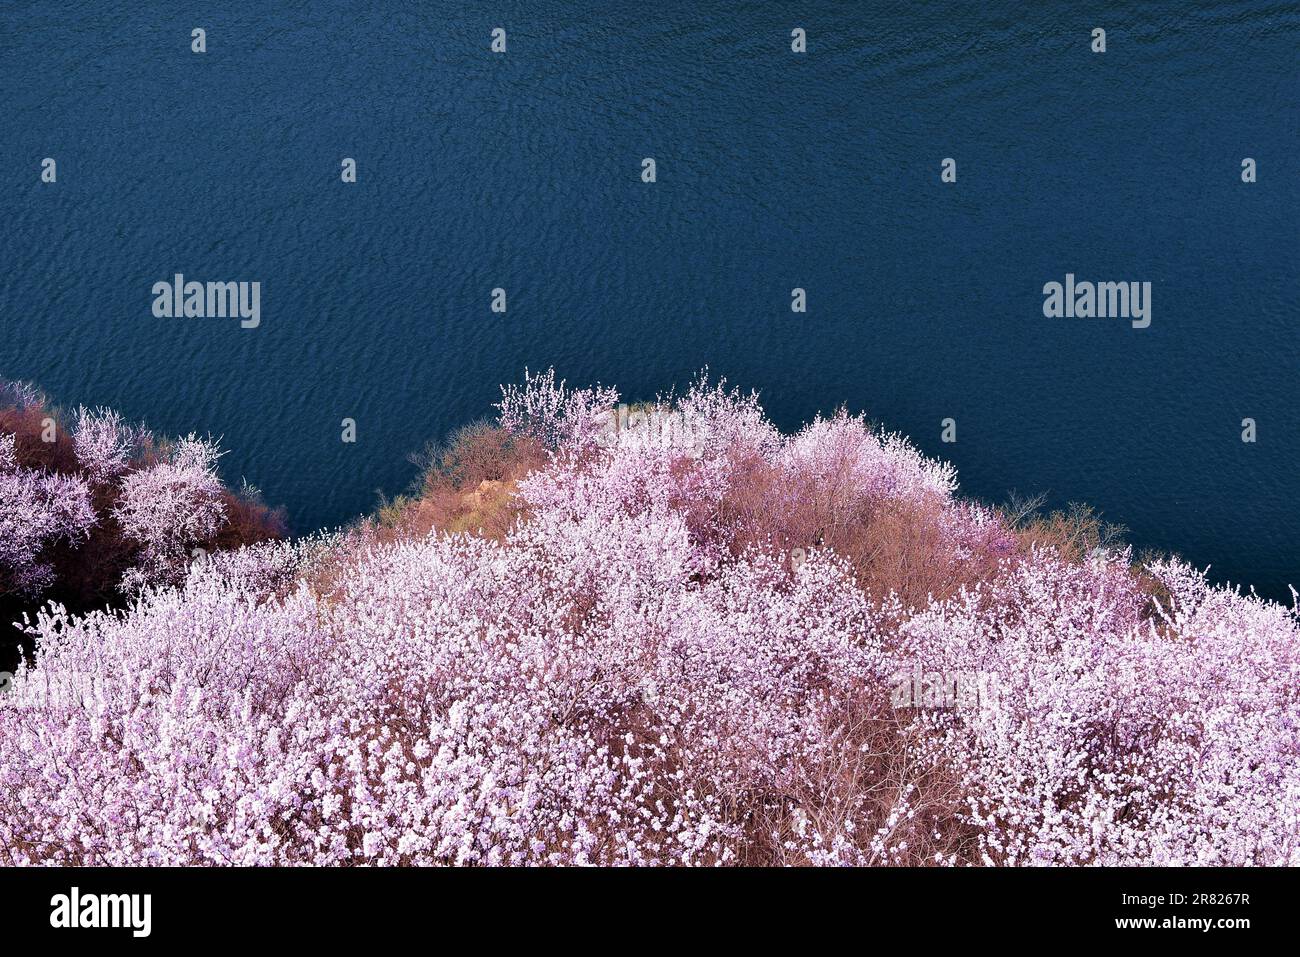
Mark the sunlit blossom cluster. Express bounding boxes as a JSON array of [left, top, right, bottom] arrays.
[[112, 434, 228, 591], [1, 372, 1295, 865]]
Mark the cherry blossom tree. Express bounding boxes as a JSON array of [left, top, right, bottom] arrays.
[[72, 406, 145, 485], [112, 435, 227, 591], [0, 434, 96, 595]]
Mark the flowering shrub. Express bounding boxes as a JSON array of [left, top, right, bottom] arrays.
[[113, 435, 228, 591], [0, 434, 96, 595], [497, 368, 620, 453], [72, 406, 141, 486], [0, 371, 1295, 865]]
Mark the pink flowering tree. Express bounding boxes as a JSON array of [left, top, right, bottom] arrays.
[[72, 406, 145, 486], [0, 434, 96, 596], [112, 435, 227, 591], [497, 367, 619, 453]]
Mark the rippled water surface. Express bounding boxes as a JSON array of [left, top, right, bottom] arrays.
[[2, 1, 1297, 594]]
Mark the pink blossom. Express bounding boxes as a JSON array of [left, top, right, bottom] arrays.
[[1, 376, 1295, 866], [72, 406, 146, 485], [1, 433, 96, 595], [113, 435, 227, 590]]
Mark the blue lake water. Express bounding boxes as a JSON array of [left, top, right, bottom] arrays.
[[2, 1, 1297, 596]]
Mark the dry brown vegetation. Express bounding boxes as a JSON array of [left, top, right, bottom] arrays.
[[370, 422, 547, 544]]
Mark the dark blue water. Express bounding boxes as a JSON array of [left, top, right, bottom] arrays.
[[3, 1, 1297, 596]]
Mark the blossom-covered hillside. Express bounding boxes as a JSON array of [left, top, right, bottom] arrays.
[[0, 371, 1296, 865]]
